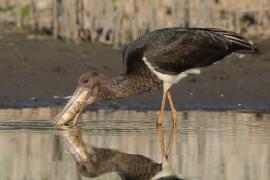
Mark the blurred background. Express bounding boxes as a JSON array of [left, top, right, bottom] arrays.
[[0, 0, 269, 47], [0, 1, 270, 180], [0, 0, 269, 108]]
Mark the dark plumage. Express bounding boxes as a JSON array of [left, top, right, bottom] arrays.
[[76, 148, 162, 179], [123, 27, 259, 75], [63, 129, 182, 180], [52, 27, 259, 127]]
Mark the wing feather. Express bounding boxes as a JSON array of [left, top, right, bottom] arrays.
[[122, 27, 259, 75]]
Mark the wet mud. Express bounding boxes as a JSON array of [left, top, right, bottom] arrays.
[[0, 33, 269, 111]]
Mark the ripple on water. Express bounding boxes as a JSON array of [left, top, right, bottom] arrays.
[[0, 107, 269, 180]]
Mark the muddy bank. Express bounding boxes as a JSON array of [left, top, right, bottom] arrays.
[[0, 33, 270, 111]]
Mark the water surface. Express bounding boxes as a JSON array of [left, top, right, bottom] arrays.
[[0, 108, 269, 180]]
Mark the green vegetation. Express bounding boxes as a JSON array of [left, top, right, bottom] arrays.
[[21, 5, 30, 17], [111, 0, 118, 5]]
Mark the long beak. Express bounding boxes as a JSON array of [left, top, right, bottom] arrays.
[[52, 87, 94, 126], [61, 128, 91, 162]]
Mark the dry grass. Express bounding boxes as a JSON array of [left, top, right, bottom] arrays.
[[0, 0, 269, 46]]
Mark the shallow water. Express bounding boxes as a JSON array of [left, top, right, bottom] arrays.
[[0, 107, 269, 180]]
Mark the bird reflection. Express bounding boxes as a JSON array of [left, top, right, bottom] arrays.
[[60, 127, 183, 180]]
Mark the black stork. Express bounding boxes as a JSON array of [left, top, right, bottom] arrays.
[[52, 27, 259, 127], [63, 128, 181, 179]]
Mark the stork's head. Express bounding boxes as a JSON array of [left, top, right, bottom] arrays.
[[52, 72, 108, 126]]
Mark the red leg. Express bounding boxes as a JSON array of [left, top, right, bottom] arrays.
[[167, 91, 177, 127], [157, 91, 167, 127]]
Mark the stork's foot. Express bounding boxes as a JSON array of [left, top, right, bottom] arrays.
[[171, 110, 177, 128], [156, 112, 164, 128], [156, 117, 163, 128]]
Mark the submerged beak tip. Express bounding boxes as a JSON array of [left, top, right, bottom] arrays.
[[51, 87, 92, 126]]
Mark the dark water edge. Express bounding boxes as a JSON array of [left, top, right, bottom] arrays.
[[0, 32, 270, 115], [0, 98, 270, 113]]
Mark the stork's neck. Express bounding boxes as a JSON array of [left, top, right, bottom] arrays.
[[97, 67, 161, 101]]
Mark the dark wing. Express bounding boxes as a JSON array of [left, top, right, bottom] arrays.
[[122, 27, 259, 75], [122, 39, 146, 74]]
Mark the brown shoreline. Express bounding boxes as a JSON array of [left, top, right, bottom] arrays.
[[0, 33, 269, 110]]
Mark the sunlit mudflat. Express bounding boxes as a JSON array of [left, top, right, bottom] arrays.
[[0, 107, 269, 180]]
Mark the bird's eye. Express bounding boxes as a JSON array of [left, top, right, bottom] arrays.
[[83, 79, 89, 84], [80, 165, 87, 172]]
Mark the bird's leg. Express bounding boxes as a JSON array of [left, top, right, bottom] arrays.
[[167, 91, 177, 127], [158, 126, 176, 160], [158, 126, 166, 160], [165, 126, 176, 159], [157, 90, 167, 128]]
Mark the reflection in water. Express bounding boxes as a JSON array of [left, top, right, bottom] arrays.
[[61, 127, 182, 180], [0, 108, 269, 180]]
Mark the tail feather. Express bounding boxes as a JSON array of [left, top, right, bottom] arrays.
[[230, 40, 260, 54], [209, 28, 260, 54], [218, 32, 260, 54]]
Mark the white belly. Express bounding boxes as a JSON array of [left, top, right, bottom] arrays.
[[142, 56, 201, 91]]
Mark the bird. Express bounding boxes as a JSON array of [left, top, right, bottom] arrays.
[[63, 128, 183, 180], [52, 27, 259, 127]]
